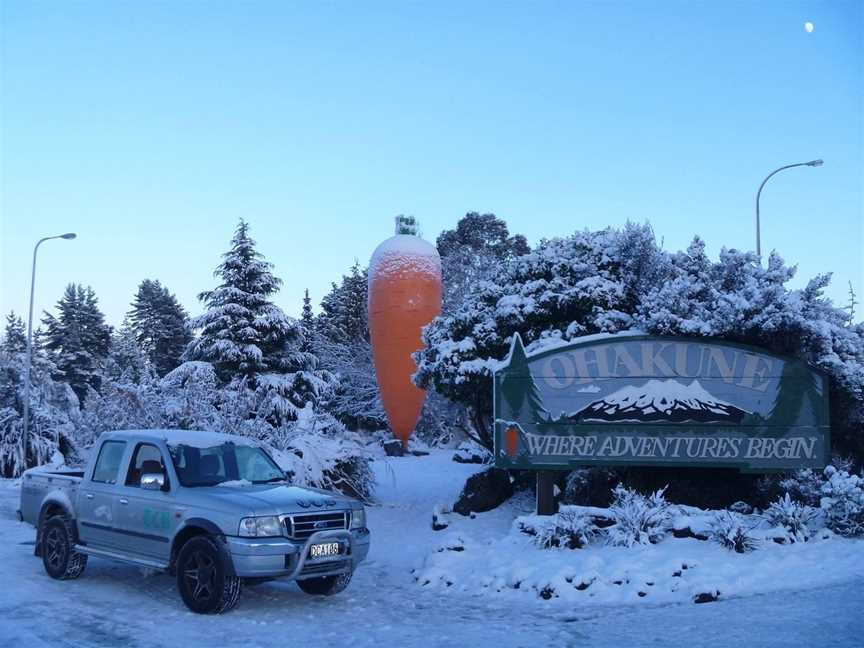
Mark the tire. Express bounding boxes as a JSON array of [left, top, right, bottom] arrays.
[[176, 536, 242, 614], [297, 569, 353, 596], [41, 515, 87, 580]]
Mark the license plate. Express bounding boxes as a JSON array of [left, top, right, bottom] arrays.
[[309, 542, 341, 559]]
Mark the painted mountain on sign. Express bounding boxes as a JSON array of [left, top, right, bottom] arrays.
[[571, 379, 750, 424]]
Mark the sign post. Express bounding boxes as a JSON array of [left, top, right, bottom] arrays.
[[536, 471, 557, 515], [493, 333, 830, 514]]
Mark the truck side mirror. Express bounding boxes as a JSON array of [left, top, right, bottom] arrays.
[[140, 472, 166, 491]]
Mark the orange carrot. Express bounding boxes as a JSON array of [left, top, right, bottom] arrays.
[[368, 218, 442, 447]]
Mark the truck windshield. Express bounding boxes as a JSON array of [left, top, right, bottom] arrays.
[[167, 442, 285, 487]]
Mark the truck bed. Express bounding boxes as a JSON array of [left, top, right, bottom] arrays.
[[19, 468, 83, 525]]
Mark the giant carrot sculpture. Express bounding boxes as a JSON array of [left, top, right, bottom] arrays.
[[368, 216, 442, 447]]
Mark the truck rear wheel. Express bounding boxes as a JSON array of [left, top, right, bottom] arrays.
[[42, 515, 87, 580], [297, 569, 353, 596], [176, 536, 241, 614]]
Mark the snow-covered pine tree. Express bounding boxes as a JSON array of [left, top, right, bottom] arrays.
[[105, 318, 153, 384], [318, 262, 369, 343], [128, 279, 191, 376], [184, 220, 294, 380], [300, 289, 315, 354], [41, 284, 112, 400], [314, 262, 386, 431], [2, 312, 27, 354], [301, 289, 314, 328], [184, 220, 331, 425]]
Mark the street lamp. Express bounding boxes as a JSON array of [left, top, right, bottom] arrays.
[[756, 160, 823, 257], [21, 233, 77, 473]]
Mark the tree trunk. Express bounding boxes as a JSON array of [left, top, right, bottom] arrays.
[[469, 406, 493, 451]]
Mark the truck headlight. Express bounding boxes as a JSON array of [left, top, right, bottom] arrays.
[[238, 516, 282, 537], [350, 508, 366, 530]]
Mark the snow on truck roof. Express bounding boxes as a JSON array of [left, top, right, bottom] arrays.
[[101, 429, 258, 448]]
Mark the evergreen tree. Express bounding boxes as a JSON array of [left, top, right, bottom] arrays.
[[299, 289, 315, 354], [105, 318, 152, 384], [301, 289, 314, 328], [41, 284, 112, 400], [128, 279, 191, 375], [185, 220, 308, 384], [318, 262, 369, 343], [314, 262, 387, 430], [2, 312, 26, 354]]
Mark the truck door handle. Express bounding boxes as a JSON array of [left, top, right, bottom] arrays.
[[119, 498, 129, 505], [85, 493, 94, 500]]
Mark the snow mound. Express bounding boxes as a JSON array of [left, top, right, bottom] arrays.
[[216, 479, 253, 487], [413, 505, 864, 605]]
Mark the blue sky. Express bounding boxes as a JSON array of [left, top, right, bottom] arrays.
[[1, 1, 862, 327]]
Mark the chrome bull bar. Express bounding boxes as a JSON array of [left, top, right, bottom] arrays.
[[285, 529, 354, 580]]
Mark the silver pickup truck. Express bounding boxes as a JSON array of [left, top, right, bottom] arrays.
[[18, 429, 370, 614]]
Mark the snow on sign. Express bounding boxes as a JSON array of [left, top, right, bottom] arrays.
[[493, 334, 829, 472]]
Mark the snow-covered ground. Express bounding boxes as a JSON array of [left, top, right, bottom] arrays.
[[1, 451, 862, 647]]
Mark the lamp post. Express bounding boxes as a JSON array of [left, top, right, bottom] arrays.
[[21, 233, 76, 473], [756, 159, 823, 257]]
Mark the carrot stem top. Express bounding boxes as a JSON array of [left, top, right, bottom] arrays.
[[394, 214, 418, 236]]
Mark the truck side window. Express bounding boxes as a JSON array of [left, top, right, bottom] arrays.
[[92, 441, 127, 484], [125, 443, 169, 488]]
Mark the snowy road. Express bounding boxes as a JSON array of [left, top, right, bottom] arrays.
[[1, 453, 861, 648]]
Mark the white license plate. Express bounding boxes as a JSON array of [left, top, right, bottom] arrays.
[[309, 542, 341, 559]]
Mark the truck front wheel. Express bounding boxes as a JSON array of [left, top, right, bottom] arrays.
[[297, 570, 353, 596], [176, 536, 241, 614], [41, 515, 87, 580]]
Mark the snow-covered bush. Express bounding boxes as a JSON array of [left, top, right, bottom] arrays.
[[416, 223, 864, 462], [606, 484, 672, 547], [763, 494, 818, 543], [561, 467, 620, 506], [708, 511, 759, 553], [0, 349, 80, 476], [273, 408, 375, 502], [452, 439, 492, 464], [517, 507, 600, 550], [778, 469, 826, 507], [819, 466, 864, 537], [416, 223, 661, 448]]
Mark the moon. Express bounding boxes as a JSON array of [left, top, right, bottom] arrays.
[[804, 21, 815, 33]]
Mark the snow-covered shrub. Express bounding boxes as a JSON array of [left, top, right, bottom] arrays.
[[763, 494, 818, 543], [708, 511, 759, 553], [772, 458, 860, 509], [0, 349, 80, 476], [432, 504, 452, 531], [820, 466, 864, 537], [273, 408, 375, 502], [416, 223, 660, 449], [517, 507, 599, 550], [414, 390, 466, 447], [606, 484, 672, 547], [0, 408, 64, 477], [417, 223, 864, 466], [452, 439, 492, 464], [778, 469, 825, 507], [561, 467, 620, 506]]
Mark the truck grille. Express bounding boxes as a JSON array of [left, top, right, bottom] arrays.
[[283, 511, 349, 540]]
